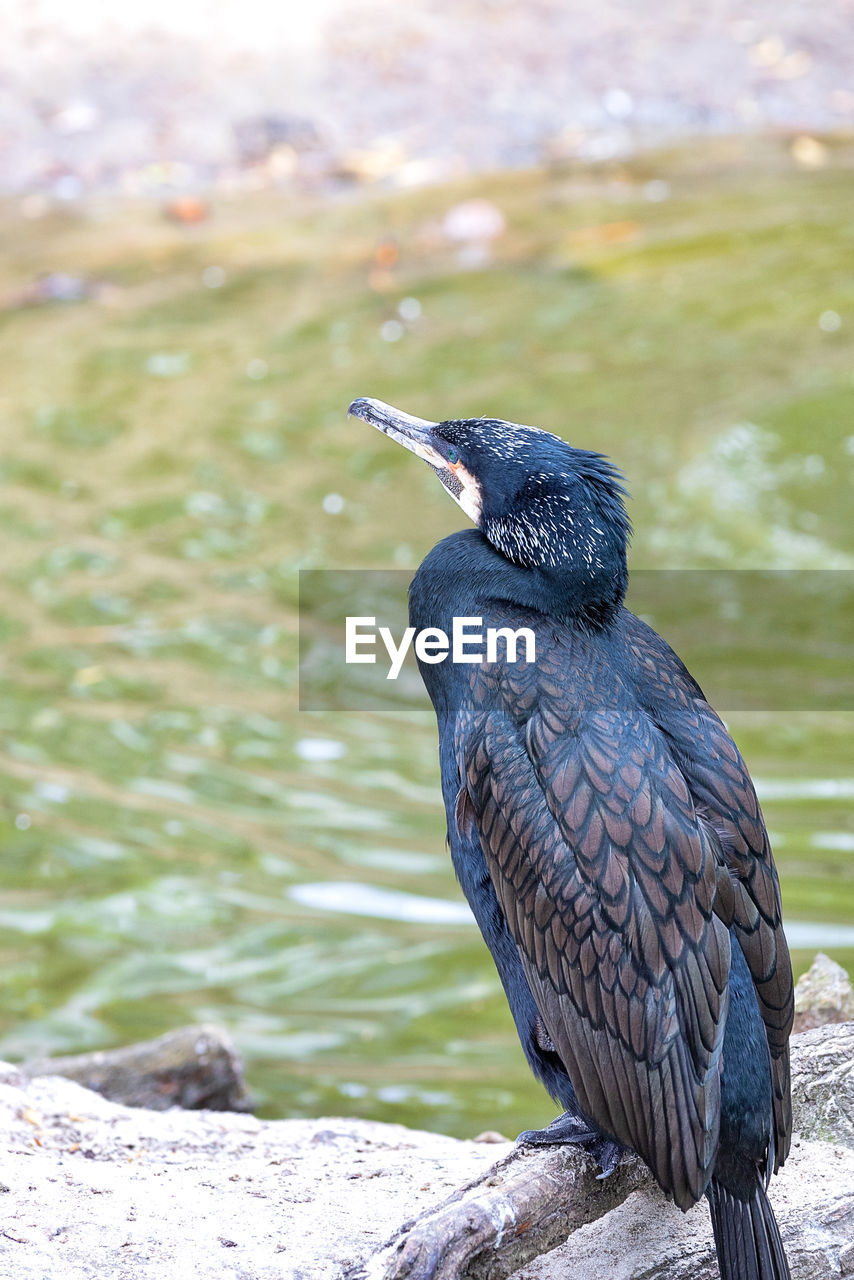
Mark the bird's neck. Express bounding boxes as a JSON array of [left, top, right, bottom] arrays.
[[409, 528, 626, 723], [410, 528, 626, 634]]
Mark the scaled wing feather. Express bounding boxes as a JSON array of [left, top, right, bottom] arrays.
[[456, 645, 732, 1209]]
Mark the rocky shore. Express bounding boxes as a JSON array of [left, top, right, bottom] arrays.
[[4, 0, 854, 195], [1, 956, 852, 1279], [0, 1019, 851, 1279]]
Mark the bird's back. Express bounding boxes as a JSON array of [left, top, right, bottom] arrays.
[[426, 592, 792, 1208]]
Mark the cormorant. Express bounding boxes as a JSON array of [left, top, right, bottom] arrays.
[[349, 396, 794, 1280]]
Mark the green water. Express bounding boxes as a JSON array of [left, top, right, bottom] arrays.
[[0, 137, 853, 1139]]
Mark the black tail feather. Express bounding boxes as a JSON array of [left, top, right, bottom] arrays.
[[707, 1177, 790, 1280]]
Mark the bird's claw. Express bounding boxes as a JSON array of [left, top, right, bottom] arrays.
[[591, 1137, 622, 1179], [517, 1111, 622, 1179]]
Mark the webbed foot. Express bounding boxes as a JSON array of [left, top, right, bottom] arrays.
[[517, 1111, 623, 1179]]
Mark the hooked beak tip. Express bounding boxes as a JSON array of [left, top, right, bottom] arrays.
[[347, 397, 372, 421], [348, 396, 445, 467], [347, 397, 437, 435]]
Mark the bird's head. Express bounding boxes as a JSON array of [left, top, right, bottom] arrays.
[[349, 397, 630, 622]]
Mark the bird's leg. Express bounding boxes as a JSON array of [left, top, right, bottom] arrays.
[[518, 1018, 624, 1177], [516, 1111, 623, 1179]]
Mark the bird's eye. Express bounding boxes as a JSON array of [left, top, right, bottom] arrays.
[[446, 447, 459, 465]]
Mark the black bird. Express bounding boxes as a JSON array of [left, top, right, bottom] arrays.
[[349, 397, 794, 1280]]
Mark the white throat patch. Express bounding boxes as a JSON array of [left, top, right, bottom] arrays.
[[441, 461, 483, 524]]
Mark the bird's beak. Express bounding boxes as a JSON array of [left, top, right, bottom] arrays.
[[349, 396, 484, 525], [348, 397, 446, 469]]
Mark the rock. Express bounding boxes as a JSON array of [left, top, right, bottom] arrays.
[[791, 1020, 854, 1148], [442, 199, 506, 243], [346, 1142, 650, 1280], [508, 1137, 854, 1280], [19, 1024, 250, 1113], [164, 196, 209, 224], [0, 1071, 506, 1280], [0, 1022, 851, 1279], [352, 1021, 854, 1280], [793, 953, 854, 1033]]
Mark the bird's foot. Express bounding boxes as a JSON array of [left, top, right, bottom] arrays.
[[517, 1110, 598, 1147], [516, 1111, 622, 1179]]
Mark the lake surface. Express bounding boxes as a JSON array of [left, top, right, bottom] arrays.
[[0, 144, 852, 1138]]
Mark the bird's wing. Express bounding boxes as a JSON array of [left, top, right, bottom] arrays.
[[622, 616, 794, 1172], [455, 652, 731, 1210]]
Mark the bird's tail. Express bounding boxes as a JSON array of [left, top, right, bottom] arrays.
[[706, 1176, 790, 1280]]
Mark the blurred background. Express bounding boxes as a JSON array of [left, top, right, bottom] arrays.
[[1, 0, 853, 1139]]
